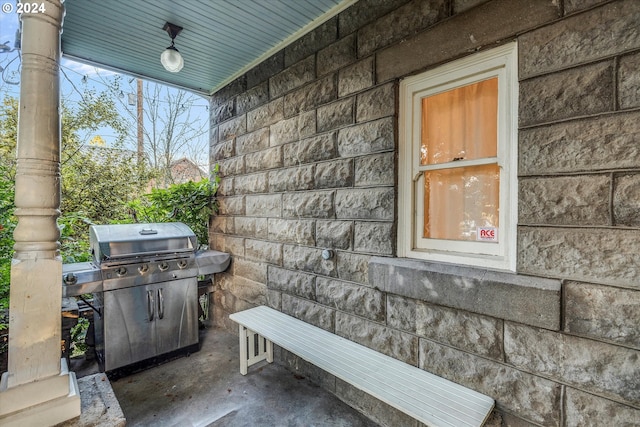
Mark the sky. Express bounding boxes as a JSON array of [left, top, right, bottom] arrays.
[[0, 1, 210, 168]]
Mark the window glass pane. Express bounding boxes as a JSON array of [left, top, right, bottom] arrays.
[[423, 164, 500, 241], [421, 78, 498, 165]]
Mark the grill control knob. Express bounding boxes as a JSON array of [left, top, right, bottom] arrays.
[[158, 261, 169, 272], [138, 264, 149, 274], [63, 273, 77, 286], [177, 260, 188, 269], [115, 267, 128, 276]]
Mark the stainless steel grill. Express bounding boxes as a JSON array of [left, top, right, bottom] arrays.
[[61, 222, 230, 372]]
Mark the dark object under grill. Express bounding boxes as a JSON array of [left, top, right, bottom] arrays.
[[62, 222, 230, 372]]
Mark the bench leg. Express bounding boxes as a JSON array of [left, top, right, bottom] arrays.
[[238, 324, 273, 375]]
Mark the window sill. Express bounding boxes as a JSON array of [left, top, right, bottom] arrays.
[[369, 257, 561, 330]]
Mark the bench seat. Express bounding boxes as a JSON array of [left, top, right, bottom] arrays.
[[229, 306, 494, 427]]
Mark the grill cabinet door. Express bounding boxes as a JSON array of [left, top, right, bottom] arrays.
[[154, 278, 199, 355]]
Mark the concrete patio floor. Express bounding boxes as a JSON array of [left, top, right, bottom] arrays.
[[68, 326, 380, 427]]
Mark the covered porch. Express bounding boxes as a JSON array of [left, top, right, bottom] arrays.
[[1, 0, 358, 425]]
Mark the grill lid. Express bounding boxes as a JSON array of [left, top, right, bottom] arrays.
[[90, 222, 197, 262]]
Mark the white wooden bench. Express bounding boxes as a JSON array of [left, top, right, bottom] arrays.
[[229, 306, 494, 427]]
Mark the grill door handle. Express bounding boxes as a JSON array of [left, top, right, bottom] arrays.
[[157, 288, 164, 320], [147, 289, 155, 321]]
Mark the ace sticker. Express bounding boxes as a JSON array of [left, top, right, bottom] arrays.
[[477, 227, 498, 242]]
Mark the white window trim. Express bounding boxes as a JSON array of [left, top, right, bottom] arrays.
[[398, 42, 518, 271]]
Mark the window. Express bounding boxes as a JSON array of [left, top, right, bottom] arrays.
[[398, 43, 518, 271]]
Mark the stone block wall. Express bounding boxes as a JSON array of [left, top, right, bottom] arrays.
[[209, 0, 640, 425]]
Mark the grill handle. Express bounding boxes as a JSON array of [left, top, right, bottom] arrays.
[[147, 289, 155, 321], [158, 288, 164, 319]]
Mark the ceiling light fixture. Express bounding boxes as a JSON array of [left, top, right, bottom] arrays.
[[160, 22, 184, 73]]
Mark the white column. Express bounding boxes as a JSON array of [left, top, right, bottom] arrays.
[[0, 0, 80, 425]]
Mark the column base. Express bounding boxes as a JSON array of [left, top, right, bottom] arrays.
[[0, 358, 81, 427]]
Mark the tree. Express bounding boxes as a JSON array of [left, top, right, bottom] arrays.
[[106, 77, 209, 187]]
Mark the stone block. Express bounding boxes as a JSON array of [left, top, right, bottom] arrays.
[[244, 239, 282, 266], [212, 75, 246, 103], [518, 176, 610, 225], [218, 196, 245, 216], [270, 112, 316, 146], [270, 55, 315, 98], [336, 311, 417, 365], [454, 0, 489, 13], [356, 83, 395, 123], [504, 322, 640, 406], [281, 294, 335, 331], [518, 61, 614, 126], [211, 139, 234, 161], [218, 156, 244, 177], [216, 177, 233, 196], [269, 165, 315, 193], [619, 51, 640, 110], [284, 18, 337, 67], [338, 0, 413, 37], [244, 146, 283, 172], [233, 258, 267, 283], [335, 379, 419, 427], [520, 0, 640, 79], [211, 98, 235, 126], [338, 57, 374, 97], [357, 0, 448, 57], [236, 81, 269, 115], [246, 51, 284, 89], [316, 220, 353, 250], [419, 339, 561, 426], [565, 281, 640, 349], [354, 221, 394, 255], [247, 97, 284, 132], [283, 191, 335, 219], [278, 348, 337, 391], [234, 217, 268, 239], [386, 294, 418, 333], [284, 74, 336, 117], [518, 227, 640, 289], [565, 387, 640, 427], [377, 0, 559, 82], [317, 34, 356, 77], [519, 111, 640, 175], [316, 277, 385, 322], [210, 215, 234, 234], [418, 302, 503, 360], [236, 128, 269, 155], [355, 152, 395, 187], [370, 256, 562, 330], [217, 273, 267, 307], [219, 115, 247, 142], [267, 218, 315, 245], [336, 251, 370, 285], [283, 133, 337, 166], [233, 172, 268, 195], [314, 158, 354, 189], [317, 98, 354, 132], [337, 117, 394, 157], [266, 289, 282, 310], [519, 61, 614, 127], [283, 244, 337, 277], [245, 194, 282, 217], [564, 0, 609, 14], [335, 187, 394, 220], [216, 235, 244, 257], [268, 165, 315, 193], [614, 173, 640, 226], [267, 266, 316, 300]]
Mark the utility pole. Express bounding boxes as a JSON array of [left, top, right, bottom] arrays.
[[137, 78, 144, 163]]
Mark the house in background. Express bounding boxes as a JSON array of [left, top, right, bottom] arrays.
[[169, 157, 206, 184], [2, 0, 638, 426]]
